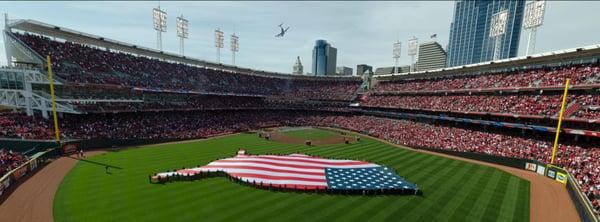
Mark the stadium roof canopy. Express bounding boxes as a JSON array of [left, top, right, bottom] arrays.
[[376, 43, 600, 81], [5, 18, 360, 81]]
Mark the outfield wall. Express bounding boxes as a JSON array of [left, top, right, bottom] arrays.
[[0, 138, 57, 153], [0, 148, 59, 203]]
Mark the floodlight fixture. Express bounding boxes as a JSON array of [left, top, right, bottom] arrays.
[[215, 28, 224, 63], [489, 10, 509, 38], [523, 0, 546, 29], [176, 15, 188, 55], [176, 16, 188, 38], [153, 7, 167, 50], [393, 40, 401, 74], [490, 9, 508, 60], [393, 41, 401, 59], [523, 0, 546, 55], [408, 37, 418, 72], [231, 33, 239, 65]]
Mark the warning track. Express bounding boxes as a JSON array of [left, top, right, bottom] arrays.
[[0, 151, 104, 222]]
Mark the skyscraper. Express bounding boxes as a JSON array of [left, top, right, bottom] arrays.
[[336, 66, 353, 76], [356, 64, 373, 76], [416, 41, 447, 71], [446, 0, 525, 67], [312, 40, 337, 76], [292, 56, 303, 75]]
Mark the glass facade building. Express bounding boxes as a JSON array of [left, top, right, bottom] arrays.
[[312, 40, 337, 76], [446, 0, 525, 67]]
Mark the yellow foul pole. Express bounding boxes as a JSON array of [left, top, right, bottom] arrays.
[[46, 55, 61, 144], [550, 78, 570, 164]]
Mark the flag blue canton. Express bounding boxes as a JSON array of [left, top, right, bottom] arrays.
[[325, 167, 416, 190]]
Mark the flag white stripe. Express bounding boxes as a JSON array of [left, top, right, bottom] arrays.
[[222, 157, 379, 168], [179, 168, 325, 179], [205, 162, 325, 173]]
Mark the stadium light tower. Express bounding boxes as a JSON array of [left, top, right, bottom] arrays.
[[489, 9, 509, 61], [176, 15, 189, 56], [392, 40, 401, 74], [523, 0, 546, 56], [215, 28, 224, 63], [153, 6, 167, 51], [407, 37, 418, 72], [230, 33, 239, 66]]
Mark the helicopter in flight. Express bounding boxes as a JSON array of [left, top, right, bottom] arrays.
[[275, 23, 290, 38]]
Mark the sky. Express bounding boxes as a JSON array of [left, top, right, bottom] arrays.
[[1, 1, 600, 74]]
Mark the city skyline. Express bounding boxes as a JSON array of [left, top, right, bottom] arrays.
[[446, 0, 525, 67], [1, 1, 600, 73]]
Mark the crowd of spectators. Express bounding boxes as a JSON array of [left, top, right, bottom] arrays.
[[374, 63, 600, 92], [67, 95, 352, 113], [0, 148, 27, 176], [0, 110, 599, 213], [362, 93, 600, 120], [0, 112, 54, 139], [362, 94, 565, 116], [575, 94, 600, 120], [9, 31, 600, 214], [16, 33, 360, 101], [0, 110, 326, 140]]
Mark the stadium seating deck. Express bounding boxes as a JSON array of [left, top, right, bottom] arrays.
[[3, 30, 600, 216], [15, 33, 361, 102]]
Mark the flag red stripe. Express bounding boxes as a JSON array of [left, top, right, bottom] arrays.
[[214, 159, 326, 169], [229, 173, 327, 183], [198, 165, 325, 176]]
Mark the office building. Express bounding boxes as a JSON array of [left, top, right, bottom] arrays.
[[356, 64, 373, 76], [416, 41, 447, 71], [374, 66, 410, 75], [312, 40, 337, 76], [336, 66, 353, 76], [446, 0, 525, 67]]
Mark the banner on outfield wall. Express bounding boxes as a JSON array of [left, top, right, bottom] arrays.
[[63, 144, 78, 154], [555, 172, 568, 184], [29, 158, 38, 171], [525, 162, 537, 171], [12, 167, 28, 180], [536, 165, 546, 175], [546, 165, 568, 185], [2, 177, 10, 192]]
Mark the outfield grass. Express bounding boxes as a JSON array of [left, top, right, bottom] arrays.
[[54, 130, 530, 222], [280, 128, 341, 140]]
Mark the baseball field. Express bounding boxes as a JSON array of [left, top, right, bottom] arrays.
[[52, 128, 530, 222]]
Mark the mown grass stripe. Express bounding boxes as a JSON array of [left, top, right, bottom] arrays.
[[447, 166, 496, 221], [480, 173, 512, 221], [512, 179, 530, 222], [406, 163, 481, 221], [493, 176, 518, 222]]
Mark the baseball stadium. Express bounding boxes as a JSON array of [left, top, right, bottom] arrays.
[[0, 1, 600, 222]]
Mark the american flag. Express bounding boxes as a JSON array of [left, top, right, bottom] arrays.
[[156, 150, 417, 192]]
